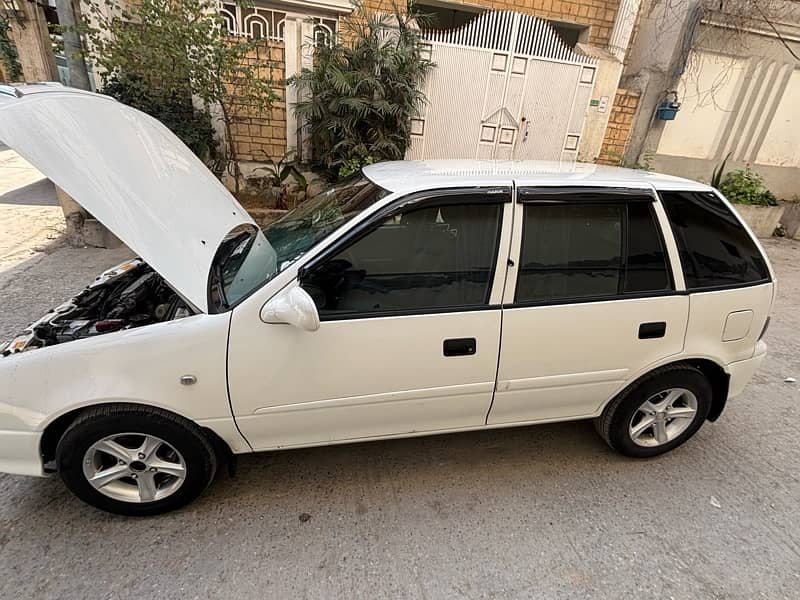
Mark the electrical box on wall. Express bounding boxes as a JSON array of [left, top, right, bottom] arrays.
[[657, 92, 681, 120]]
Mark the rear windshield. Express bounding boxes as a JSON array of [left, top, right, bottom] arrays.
[[659, 191, 770, 290]]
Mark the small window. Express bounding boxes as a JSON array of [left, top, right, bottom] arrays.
[[625, 203, 672, 293], [515, 201, 671, 303], [301, 196, 503, 318], [659, 191, 770, 290]]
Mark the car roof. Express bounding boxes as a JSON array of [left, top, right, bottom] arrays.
[[362, 160, 713, 194]]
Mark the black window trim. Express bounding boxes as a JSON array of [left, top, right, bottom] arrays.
[[511, 190, 675, 308], [518, 186, 656, 204], [505, 278, 774, 310], [298, 186, 511, 321], [313, 303, 504, 322]]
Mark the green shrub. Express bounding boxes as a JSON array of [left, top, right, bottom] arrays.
[[84, 0, 279, 192], [291, 1, 434, 179], [719, 168, 778, 206]]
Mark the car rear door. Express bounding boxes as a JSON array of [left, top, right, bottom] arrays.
[[227, 187, 514, 450], [488, 186, 690, 425]]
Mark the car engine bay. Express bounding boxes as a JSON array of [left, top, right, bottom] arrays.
[[1, 259, 193, 356]]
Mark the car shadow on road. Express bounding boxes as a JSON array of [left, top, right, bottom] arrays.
[[198, 418, 648, 519], [230, 419, 612, 491], [0, 419, 633, 522], [0, 178, 57, 206]]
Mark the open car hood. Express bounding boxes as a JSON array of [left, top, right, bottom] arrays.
[[0, 84, 255, 313]]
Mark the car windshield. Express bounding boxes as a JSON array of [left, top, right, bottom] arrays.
[[209, 175, 389, 311]]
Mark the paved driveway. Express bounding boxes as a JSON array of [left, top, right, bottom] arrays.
[[0, 224, 798, 598], [0, 144, 62, 275]]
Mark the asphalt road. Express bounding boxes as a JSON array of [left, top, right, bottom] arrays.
[[0, 239, 799, 599]]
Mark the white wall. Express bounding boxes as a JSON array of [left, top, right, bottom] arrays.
[[755, 69, 800, 168], [657, 51, 746, 159]]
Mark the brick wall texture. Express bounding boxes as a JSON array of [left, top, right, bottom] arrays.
[[228, 41, 287, 163], [597, 88, 639, 164], [363, 0, 621, 46]]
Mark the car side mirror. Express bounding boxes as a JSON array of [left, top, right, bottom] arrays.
[[260, 286, 320, 332]]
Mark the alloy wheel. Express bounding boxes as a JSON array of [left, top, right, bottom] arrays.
[[82, 433, 187, 503], [628, 388, 699, 447]]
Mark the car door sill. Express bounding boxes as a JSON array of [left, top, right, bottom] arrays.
[[244, 412, 600, 452]]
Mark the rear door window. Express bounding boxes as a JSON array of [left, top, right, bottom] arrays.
[[515, 197, 672, 304], [659, 191, 770, 290]]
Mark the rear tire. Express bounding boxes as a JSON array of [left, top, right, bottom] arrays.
[[56, 405, 217, 516], [595, 364, 712, 458]]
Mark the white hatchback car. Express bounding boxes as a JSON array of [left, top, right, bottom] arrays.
[[0, 85, 774, 515]]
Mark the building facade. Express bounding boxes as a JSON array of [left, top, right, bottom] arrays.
[[2, 0, 647, 174], [224, 0, 646, 169], [620, 0, 800, 199]]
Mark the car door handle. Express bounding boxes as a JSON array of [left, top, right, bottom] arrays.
[[443, 338, 476, 357], [639, 322, 667, 339]]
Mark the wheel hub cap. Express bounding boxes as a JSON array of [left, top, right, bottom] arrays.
[[82, 433, 187, 503], [629, 388, 698, 447]]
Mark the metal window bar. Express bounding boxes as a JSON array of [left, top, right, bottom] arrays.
[[216, 3, 337, 46]]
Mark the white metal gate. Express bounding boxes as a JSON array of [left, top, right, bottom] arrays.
[[407, 11, 597, 161]]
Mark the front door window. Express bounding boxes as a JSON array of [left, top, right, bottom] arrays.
[[300, 195, 505, 318]]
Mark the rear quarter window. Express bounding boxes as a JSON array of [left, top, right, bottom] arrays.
[[659, 191, 770, 290]]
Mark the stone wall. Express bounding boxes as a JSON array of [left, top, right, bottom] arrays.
[[7, 2, 58, 81], [228, 41, 287, 163], [362, 0, 621, 46], [597, 88, 639, 164]]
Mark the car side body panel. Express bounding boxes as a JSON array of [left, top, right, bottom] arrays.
[[231, 306, 503, 449], [227, 195, 515, 450], [491, 296, 690, 424], [683, 283, 773, 364], [0, 311, 249, 476]]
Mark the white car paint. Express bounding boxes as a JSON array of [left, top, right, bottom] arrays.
[[0, 84, 255, 313], [0, 84, 775, 480], [491, 295, 690, 425]]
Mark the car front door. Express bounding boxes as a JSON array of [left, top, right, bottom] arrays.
[[227, 187, 513, 450], [488, 186, 690, 425]]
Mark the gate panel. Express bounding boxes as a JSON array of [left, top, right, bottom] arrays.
[[410, 11, 597, 161], [514, 60, 580, 160], [406, 45, 492, 160]]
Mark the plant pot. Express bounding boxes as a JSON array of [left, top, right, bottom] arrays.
[[731, 203, 785, 238]]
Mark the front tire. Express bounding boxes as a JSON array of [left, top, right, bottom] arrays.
[[56, 405, 217, 516], [595, 364, 712, 458]]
